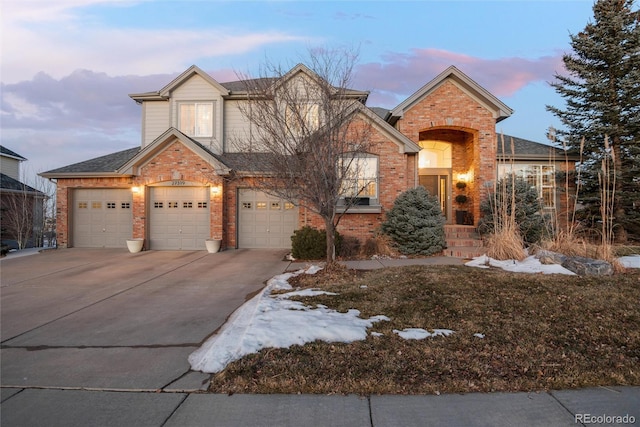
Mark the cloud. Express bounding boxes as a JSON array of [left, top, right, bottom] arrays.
[[1, 1, 306, 83], [356, 48, 565, 108]]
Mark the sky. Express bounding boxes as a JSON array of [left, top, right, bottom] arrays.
[[1, 0, 598, 184], [189, 256, 589, 373]]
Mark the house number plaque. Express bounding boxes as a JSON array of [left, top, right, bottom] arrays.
[[171, 180, 186, 186]]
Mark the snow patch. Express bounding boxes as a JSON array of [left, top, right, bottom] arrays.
[[465, 255, 576, 275], [393, 328, 455, 340]]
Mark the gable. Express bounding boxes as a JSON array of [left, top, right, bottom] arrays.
[[389, 66, 512, 123], [117, 128, 230, 176]]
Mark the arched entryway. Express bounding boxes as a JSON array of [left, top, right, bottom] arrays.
[[418, 127, 477, 225]]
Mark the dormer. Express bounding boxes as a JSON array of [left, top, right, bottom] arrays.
[[129, 65, 229, 154]]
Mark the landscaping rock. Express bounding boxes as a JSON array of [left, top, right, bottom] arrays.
[[561, 256, 613, 276], [535, 250, 567, 265]]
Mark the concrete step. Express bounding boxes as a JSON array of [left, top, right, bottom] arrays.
[[443, 226, 484, 258], [444, 225, 481, 239], [445, 238, 484, 248], [443, 246, 487, 259]]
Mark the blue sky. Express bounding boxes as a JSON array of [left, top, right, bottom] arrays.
[[1, 0, 596, 181]]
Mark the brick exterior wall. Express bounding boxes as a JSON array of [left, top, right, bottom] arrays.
[[299, 117, 418, 242], [54, 177, 133, 248], [54, 140, 225, 249], [395, 80, 498, 224]]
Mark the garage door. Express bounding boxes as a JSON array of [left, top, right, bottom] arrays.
[[149, 187, 209, 250], [238, 189, 298, 248], [73, 189, 133, 248]]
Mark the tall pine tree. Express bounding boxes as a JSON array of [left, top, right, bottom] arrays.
[[547, 0, 640, 240]]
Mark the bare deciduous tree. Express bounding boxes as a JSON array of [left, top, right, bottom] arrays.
[[228, 48, 377, 263], [1, 169, 49, 249]]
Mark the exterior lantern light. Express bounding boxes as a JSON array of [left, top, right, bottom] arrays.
[[131, 186, 141, 193]]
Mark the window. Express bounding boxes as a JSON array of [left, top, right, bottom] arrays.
[[154, 202, 164, 209], [121, 202, 131, 209], [179, 102, 213, 137], [106, 202, 116, 209], [285, 103, 319, 134], [340, 156, 379, 199], [498, 164, 556, 208], [197, 202, 207, 208]]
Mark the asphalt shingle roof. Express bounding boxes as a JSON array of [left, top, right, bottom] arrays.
[[0, 173, 44, 194], [0, 146, 27, 161], [498, 135, 571, 159], [42, 147, 140, 174]]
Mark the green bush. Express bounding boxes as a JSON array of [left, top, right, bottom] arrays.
[[291, 226, 343, 260], [381, 187, 446, 255], [478, 177, 550, 244]]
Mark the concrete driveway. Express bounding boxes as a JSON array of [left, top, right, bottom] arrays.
[[0, 248, 289, 391]]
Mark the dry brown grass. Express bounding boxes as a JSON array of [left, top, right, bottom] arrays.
[[209, 265, 640, 395], [485, 224, 526, 261]]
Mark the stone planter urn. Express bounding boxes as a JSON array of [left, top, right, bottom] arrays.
[[126, 238, 144, 253], [205, 239, 222, 253]]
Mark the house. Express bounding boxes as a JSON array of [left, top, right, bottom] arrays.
[[1, 146, 46, 249], [41, 65, 571, 252]]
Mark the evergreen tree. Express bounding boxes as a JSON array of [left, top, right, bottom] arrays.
[[478, 178, 550, 245], [547, 0, 640, 240], [381, 187, 446, 255]]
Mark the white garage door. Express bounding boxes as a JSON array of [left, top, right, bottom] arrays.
[[149, 187, 209, 250], [238, 189, 298, 249], [73, 189, 133, 248]]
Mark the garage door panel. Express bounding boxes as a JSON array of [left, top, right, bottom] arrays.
[[238, 190, 298, 249], [149, 187, 209, 250], [73, 189, 132, 248]]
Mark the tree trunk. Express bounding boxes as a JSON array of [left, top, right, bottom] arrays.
[[324, 217, 336, 264]]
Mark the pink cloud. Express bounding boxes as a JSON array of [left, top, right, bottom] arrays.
[[356, 48, 566, 107]]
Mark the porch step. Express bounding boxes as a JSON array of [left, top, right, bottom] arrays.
[[444, 225, 485, 259]]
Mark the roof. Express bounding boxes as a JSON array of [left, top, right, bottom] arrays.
[[0, 146, 27, 161], [1, 173, 45, 196], [498, 135, 578, 161], [129, 65, 230, 102], [117, 128, 230, 176], [389, 65, 513, 123], [40, 147, 140, 178]]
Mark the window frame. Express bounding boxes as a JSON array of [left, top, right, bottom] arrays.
[[339, 154, 380, 207], [178, 102, 214, 138], [497, 163, 556, 209]]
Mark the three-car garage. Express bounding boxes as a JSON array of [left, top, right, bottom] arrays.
[[70, 187, 297, 250]]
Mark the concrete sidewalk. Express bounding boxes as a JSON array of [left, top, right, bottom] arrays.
[[2, 386, 638, 426]]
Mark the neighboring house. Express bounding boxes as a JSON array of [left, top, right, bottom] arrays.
[[41, 65, 572, 251], [1, 146, 46, 249]]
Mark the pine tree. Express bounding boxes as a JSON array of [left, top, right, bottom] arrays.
[[547, 0, 640, 240], [381, 187, 446, 255]]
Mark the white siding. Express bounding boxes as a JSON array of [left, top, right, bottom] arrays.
[[143, 101, 170, 147], [1, 157, 20, 180], [223, 101, 253, 152]]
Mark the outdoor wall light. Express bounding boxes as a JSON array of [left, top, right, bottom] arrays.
[[131, 186, 141, 193], [210, 186, 221, 195], [457, 173, 469, 183]]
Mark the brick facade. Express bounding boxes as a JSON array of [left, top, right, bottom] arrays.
[[395, 80, 498, 224]]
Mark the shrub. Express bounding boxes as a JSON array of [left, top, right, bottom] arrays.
[[478, 177, 550, 245], [381, 187, 446, 255], [337, 235, 361, 258], [291, 226, 343, 260]]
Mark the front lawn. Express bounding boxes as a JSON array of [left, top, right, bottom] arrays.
[[209, 265, 640, 394]]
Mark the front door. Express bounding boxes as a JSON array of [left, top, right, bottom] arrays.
[[419, 174, 450, 221]]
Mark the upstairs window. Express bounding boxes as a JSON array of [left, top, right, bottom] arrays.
[[340, 156, 379, 199], [285, 104, 319, 135], [179, 102, 213, 137]]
